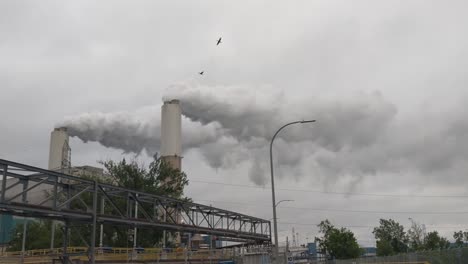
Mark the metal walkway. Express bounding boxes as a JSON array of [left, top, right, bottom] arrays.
[[0, 159, 271, 263]]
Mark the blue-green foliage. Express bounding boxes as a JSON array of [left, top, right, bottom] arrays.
[[0, 214, 14, 244]]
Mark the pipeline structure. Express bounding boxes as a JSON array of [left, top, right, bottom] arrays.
[[0, 159, 271, 263]]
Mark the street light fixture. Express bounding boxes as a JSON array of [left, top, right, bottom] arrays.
[[275, 199, 294, 207], [269, 120, 316, 263]]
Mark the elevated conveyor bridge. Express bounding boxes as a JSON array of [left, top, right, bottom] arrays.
[[0, 159, 271, 263]]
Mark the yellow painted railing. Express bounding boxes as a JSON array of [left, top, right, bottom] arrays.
[[372, 262, 430, 264], [0, 247, 234, 263]]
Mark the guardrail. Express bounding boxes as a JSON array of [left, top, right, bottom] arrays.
[[333, 247, 468, 264], [1, 247, 236, 263]]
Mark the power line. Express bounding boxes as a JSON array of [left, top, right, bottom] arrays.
[[194, 198, 468, 215], [190, 179, 468, 198], [278, 207, 468, 215], [277, 222, 468, 230], [278, 222, 374, 228]]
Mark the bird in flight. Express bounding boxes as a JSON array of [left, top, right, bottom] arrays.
[[216, 37, 222, 46], [199, 71, 204, 75]]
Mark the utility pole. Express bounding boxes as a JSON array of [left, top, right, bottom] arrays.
[[21, 179, 28, 264], [21, 218, 27, 264], [163, 210, 166, 248], [133, 194, 138, 249], [292, 228, 296, 247], [50, 221, 55, 250], [99, 197, 104, 248]]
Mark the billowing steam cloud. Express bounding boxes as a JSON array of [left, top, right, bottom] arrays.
[[60, 83, 468, 186], [60, 106, 224, 155], [63, 109, 159, 153], [164, 83, 397, 150]]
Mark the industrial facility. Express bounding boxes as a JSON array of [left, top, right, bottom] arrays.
[[1, 99, 185, 246], [0, 99, 271, 264]]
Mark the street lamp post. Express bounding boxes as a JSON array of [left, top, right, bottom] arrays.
[[270, 120, 315, 263]]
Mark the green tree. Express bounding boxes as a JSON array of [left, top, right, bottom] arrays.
[[85, 157, 189, 247], [453, 231, 464, 248], [424, 231, 450, 250], [373, 219, 408, 256], [408, 219, 426, 251], [103, 157, 188, 198], [8, 220, 63, 251], [375, 239, 395, 256], [316, 220, 362, 259], [463, 231, 468, 244], [98, 157, 189, 247], [439, 237, 450, 250]]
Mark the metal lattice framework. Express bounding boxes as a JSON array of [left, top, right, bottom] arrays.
[[0, 159, 271, 263]]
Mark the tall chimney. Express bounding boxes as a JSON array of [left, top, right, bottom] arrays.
[[161, 100, 182, 170], [48, 127, 71, 172], [160, 100, 183, 246]]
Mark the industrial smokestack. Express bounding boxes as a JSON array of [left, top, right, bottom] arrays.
[[48, 127, 71, 172], [160, 100, 183, 245], [161, 99, 182, 170]]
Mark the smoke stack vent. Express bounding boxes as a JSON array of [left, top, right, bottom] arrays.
[[161, 100, 182, 170], [48, 127, 71, 172]]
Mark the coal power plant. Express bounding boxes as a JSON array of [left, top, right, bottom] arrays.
[[0, 98, 271, 263], [48, 99, 184, 173]]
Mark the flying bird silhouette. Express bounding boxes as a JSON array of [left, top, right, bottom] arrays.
[[216, 37, 222, 46], [199, 71, 204, 75]]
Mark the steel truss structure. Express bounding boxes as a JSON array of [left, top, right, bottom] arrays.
[[0, 159, 271, 263]]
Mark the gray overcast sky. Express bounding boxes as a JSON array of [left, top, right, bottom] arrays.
[[2, 0, 468, 247]]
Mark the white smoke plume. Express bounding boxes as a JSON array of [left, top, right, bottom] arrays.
[[60, 83, 468, 186], [60, 105, 224, 155], [163, 83, 397, 184], [164, 83, 396, 150]]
